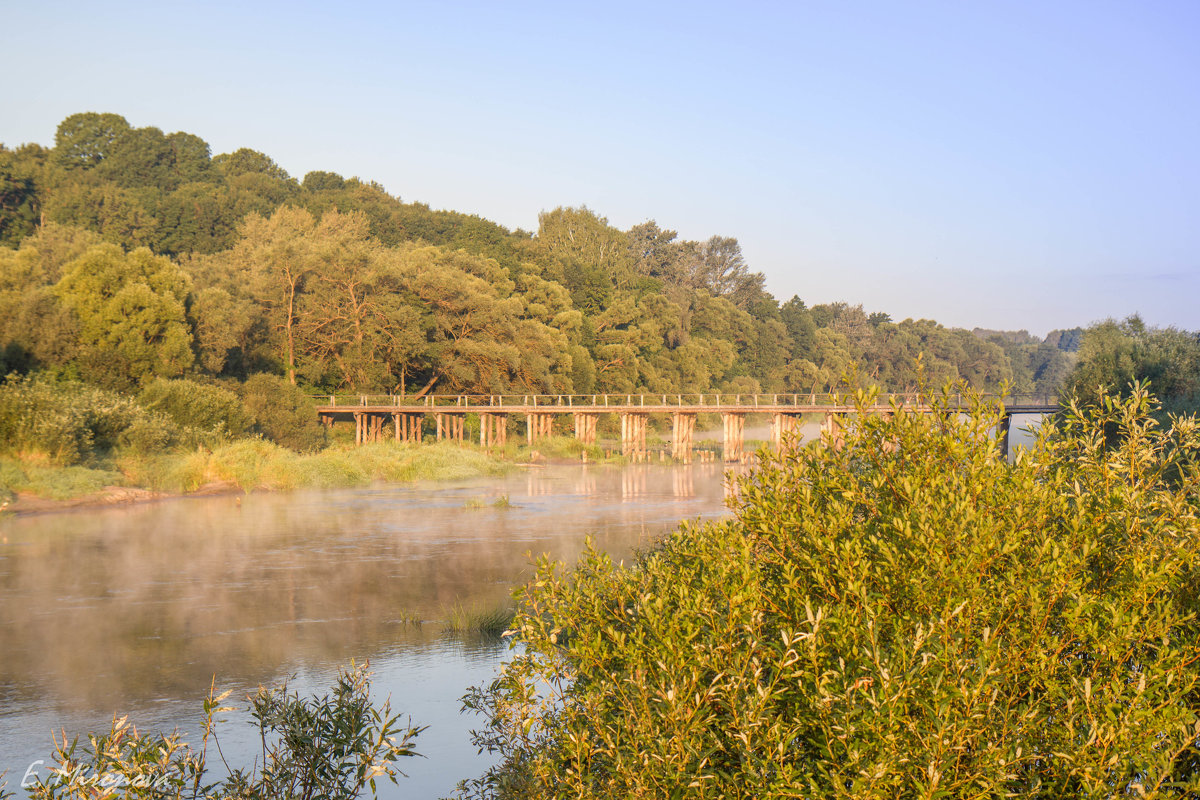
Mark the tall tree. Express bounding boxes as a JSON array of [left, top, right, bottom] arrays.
[[52, 112, 131, 170], [55, 243, 194, 386]]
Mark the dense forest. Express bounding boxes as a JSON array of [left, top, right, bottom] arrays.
[[0, 112, 1094, 400]]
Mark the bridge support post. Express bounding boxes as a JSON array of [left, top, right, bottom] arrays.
[[526, 413, 553, 446], [822, 412, 845, 449], [771, 413, 802, 450], [997, 413, 1012, 459], [672, 413, 696, 463], [573, 413, 598, 446], [392, 413, 423, 443], [620, 413, 648, 461], [722, 412, 746, 463], [480, 413, 508, 448], [437, 413, 465, 443]]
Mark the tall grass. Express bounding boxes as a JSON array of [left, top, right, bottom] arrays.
[[0, 457, 124, 501], [121, 439, 514, 494], [441, 601, 515, 637]]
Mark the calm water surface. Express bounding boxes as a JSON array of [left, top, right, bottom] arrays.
[[0, 464, 735, 798]]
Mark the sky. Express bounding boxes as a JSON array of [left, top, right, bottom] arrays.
[[3, 0, 1198, 336]]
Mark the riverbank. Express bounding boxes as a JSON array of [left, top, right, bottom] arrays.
[[0, 439, 519, 517], [0, 430, 762, 518]]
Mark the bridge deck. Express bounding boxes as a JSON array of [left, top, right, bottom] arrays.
[[312, 395, 1058, 416]]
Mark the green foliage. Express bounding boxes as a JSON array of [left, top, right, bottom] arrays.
[[1067, 315, 1200, 414], [52, 112, 132, 170], [239, 373, 324, 452], [55, 243, 194, 387], [5, 110, 1065, 402], [0, 458, 122, 500], [138, 377, 254, 440], [0, 374, 178, 465], [0, 144, 44, 247], [14, 662, 420, 800], [463, 386, 1200, 798]]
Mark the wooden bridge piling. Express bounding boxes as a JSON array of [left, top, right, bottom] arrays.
[[480, 413, 508, 448], [722, 412, 746, 463], [526, 412, 554, 446], [620, 413, 648, 461], [671, 412, 696, 463], [573, 412, 599, 446], [822, 412, 845, 450], [770, 413, 802, 450], [997, 413, 1012, 458]]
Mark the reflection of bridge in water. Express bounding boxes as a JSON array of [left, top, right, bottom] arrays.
[[313, 393, 1059, 463]]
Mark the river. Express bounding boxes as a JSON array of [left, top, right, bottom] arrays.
[[0, 464, 736, 799]]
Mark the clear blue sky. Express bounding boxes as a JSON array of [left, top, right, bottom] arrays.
[[3, 0, 1198, 335]]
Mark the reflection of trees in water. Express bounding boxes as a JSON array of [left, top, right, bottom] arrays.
[[0, 466, 730, 709]]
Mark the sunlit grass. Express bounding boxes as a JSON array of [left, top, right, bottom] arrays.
[[4, 440, 516, 503], [127, 439, 515, 493], [441, 601, 515, 637], [0, 457, 124, 501]]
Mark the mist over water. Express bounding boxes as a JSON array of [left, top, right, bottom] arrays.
[[0, 465, 735, 798]]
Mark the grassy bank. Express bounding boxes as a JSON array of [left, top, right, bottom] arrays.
[[0, 440, 517, 509]]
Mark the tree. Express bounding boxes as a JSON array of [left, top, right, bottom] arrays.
[[212, 147, 292, 180], [394, 245, 569, 393], [303, 170, 346, 191], [1067, 316, 1200, 413], [0, 144, 44, 247], [240, 373, 325, 451], [167, 131, 213, 183], [293, 212, 427, 391], [55, 243, 194, 386], [100, 125, 179, 189], [221, 206, 321, 384], [675, 235, 767, 308], [780, 296, 817, 361], [52, 112, 131, 170]]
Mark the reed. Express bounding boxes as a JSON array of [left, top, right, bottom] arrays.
[[441, 601, 515, 637]]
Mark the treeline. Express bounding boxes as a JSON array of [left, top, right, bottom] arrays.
[[1, 112, 1085, 399]]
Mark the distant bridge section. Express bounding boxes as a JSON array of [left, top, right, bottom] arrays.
[[312, 393, 1059, 463]]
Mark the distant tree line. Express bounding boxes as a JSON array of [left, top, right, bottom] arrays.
[[2, 111, 1191, 405]]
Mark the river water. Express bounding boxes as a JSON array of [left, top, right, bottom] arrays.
[[0, 464, 735, 799]]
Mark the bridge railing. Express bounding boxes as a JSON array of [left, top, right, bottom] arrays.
[[310, 392, 1061, 410]]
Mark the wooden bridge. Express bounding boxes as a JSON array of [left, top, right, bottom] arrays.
[[313, 393, 1058, 463]]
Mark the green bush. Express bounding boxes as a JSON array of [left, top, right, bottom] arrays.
[[463, 385, 1200, 798], [7, 662, 421, 800], [138, 377, 255, 441], [0, 374, 179, 464], [240, 373, 325, 452]]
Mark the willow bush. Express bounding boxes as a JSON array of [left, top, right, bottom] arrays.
[[0, 373, 179, 464], [463, 384, 1200, 798], [4, 663, 420, 800]]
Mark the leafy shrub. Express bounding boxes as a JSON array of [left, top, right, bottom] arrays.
[[8, 662, 420, 800], [240, 373, 325, 452], [463, 385, 1200, 798], [138, 377, 255, 441], [0, 374, 179, 464]]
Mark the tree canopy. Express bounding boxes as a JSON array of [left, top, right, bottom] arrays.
[[0, 111, 1150, 399]]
